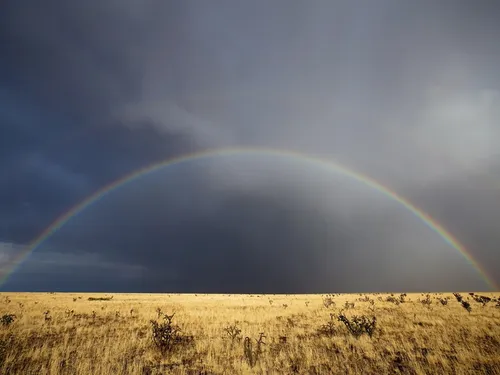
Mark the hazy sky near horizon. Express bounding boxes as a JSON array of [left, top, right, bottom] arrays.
[[1, 1, 499, 292]]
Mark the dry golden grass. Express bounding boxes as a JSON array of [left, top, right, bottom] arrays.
[[0, 292, 499, 374]]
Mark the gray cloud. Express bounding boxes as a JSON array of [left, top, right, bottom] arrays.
[[1, 1, 499, 291]]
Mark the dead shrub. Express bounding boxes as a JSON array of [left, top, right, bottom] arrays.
[[150, 313, 193, 355], [243, 333, 266, 368], [0, 314, 16, 327], [336, 310, 376, 338]]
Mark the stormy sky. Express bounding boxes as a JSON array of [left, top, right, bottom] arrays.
[[1, 1, 499, 293]]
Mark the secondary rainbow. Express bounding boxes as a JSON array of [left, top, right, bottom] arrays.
[[1, 147, 497, 290]]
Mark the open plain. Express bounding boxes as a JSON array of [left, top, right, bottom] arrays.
[[0, 292, 499, 374]]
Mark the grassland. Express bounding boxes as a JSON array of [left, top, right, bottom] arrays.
[[0, 292, 499, 374]]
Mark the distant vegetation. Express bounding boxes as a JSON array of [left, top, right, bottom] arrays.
[[0, 292, 499, 374], [87, 296, 114, 301]]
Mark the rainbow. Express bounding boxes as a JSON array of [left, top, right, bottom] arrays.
[[1, 147, 497, 290]]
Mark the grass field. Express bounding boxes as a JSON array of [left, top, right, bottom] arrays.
[[0, 292, 499, 374]]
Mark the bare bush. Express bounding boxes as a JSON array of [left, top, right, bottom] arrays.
[[472, 295, 491, 307], [420, 294, 432, 308], [224, 324, 242, 342], [150, 313, 181, 354], [453, 293, 463, 303], [438, 298, 449, 306], [155, 307, 162, 319], [344, 301, 355, 310], [336, 310, 376, 338], [323, 297, 335, 309], [461, 301, 472, 314], [43, 311, 52, 324], [0, 314, 16, 327], [358, 295, 371, 302], [386, 296, 400, 305], [368, 299, 376, 313], [317, 313, 337, 337], [243, 333, 266, 368]]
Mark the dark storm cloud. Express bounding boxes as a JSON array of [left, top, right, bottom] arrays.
[[1, 1, 499, 291], [0, 117, 194, 243], [2, 161, 488, 293]]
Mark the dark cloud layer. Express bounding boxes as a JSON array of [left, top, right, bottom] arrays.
[[1, 1, 499, 292]]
